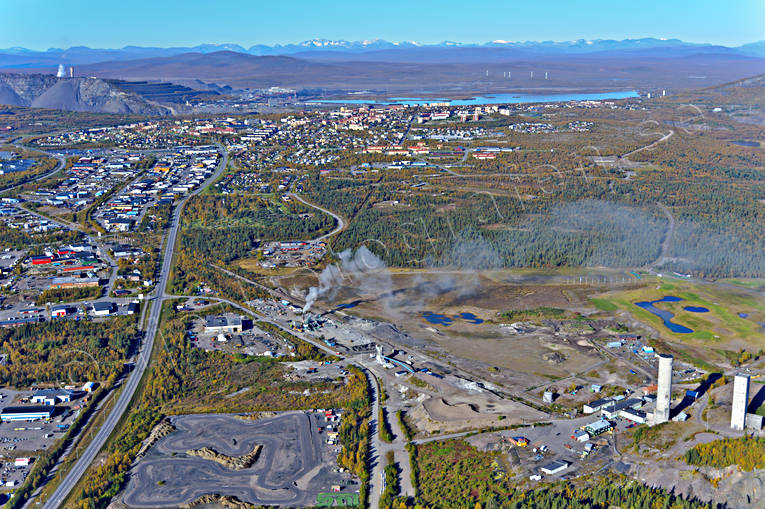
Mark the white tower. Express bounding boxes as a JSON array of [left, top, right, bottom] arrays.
[[731, 373, 750, 430], [654, 353, 673, 424], [56, 64, 66, 78], [375, 344, 384, 365]]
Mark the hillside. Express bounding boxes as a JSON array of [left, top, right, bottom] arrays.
[[0, 73, 172, 114]]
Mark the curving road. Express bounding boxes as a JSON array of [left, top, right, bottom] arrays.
[[42, 144, 228, 509], [288, 192, 345, 241], [621, 129, 674, 159]]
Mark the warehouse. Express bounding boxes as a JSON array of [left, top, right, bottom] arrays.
[[49, 277, 99, 289], [1, 406, 54, 422], [620, 408, 647, 424], [540, 460, 569, 475], [584, 419, 613, 436], [30, 388, 82, 405], [204, 315, 246, 334], [92, 302, 115, 316], [600, 398, 643, 419], [583, 397, 612, 414]]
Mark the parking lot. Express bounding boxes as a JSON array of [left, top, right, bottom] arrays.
[[190, 320, 291, 358], [464, 413, 638, 481], [0, 389, 82, 489]]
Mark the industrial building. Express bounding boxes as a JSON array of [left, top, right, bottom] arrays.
[[600, 398, 643, 419], [30, 388, 81, 405], [92, 302, 115, 316], [653, 353, 673, 425], [49, 277, 99, 290], [583, 397, 613, 414], [204, 315, 245, 334], [584, 419, 613, 436], [731, 373, 750, 430], [540, 460, 569, 475], [620, 408, 647, 424], [1, 406, 54, 421], [745, 413, 763, 430]]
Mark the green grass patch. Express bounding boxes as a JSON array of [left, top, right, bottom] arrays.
[[590, 298, 618, 312]]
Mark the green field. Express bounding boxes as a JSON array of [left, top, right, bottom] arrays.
[[719, 278, 765, 290], [594, 280, 765, 350]]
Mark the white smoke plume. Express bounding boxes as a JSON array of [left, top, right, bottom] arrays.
[[303, 246, 392, 313]]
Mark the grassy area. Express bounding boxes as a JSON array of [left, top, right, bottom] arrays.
[[236, 258, 301, 276], [590, 298, 618, 312], [593, 281, 765, 349], [719, 278, 765, 290]]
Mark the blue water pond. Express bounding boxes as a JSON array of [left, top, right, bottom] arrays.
[[684, 306, 709, 313], [456, 312, 484, 324], [423, 312, 453, 326], [422, 311, 484, 326], [634, 296, 694, 334], [739, 312, 749, 318]]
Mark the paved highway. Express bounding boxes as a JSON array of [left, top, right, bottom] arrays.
[[363, 367, 384, 509], [42, 144, 228, 509]]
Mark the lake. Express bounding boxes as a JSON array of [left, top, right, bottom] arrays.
[[422, 311, 484, 326], [308, 90, 639, 106], [634, 296, 694, 334], [731, 140, 761, 148]]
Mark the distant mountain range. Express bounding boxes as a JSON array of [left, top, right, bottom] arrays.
[[1, 38, 764, 116], [1, 38, 764, 68]]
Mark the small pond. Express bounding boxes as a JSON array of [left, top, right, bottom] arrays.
[[634, 296, 694, 334]]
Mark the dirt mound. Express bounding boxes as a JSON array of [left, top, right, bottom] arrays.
[[424, 397, 481, 421], [237, 411, 278, 420], [0, 73, 171, 114], [181, 494, 254, 508], [30, 77, 170, 114], [135, 418, 175, 461], [543, 352, 566, 364], [187, 444, 262, 470], [0, 82, 25, 106]]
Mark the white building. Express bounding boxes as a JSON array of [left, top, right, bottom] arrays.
[[540, 460, 569, 475], [731, 373, 750, 430], [653, 354, 673, 425]]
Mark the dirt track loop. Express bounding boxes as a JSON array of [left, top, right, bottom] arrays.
[[122, 412, 346, 508]]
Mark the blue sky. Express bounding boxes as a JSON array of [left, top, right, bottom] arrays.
[[2, 0, 762, 50]]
